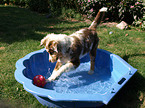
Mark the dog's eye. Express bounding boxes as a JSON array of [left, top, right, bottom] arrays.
[[49, 49, 55, 55]]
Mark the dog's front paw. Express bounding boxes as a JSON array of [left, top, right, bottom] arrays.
[[45, 78, 51, 82], [88, 70, 94, 75], [45, 77, 55, 82]]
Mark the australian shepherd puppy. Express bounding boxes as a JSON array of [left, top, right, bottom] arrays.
[[40, 7, 107, 82]]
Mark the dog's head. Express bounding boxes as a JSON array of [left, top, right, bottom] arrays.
[[40, 34, 61, 63]]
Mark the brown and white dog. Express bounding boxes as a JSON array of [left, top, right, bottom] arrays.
[[40, 7, 107, 82]]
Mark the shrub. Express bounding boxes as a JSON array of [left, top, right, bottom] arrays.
[[48, 0, 63, 16], [26, 0, 49, 13], [118, 0, 144, 24], [49, 0, 79, 16], [1, 0, 26, 6], [60, 7, 82, 20], [1, 0, 10, 4], [1, 0, 144, 26], [77, 0, 120, 21], [77, 0, 144, 24]]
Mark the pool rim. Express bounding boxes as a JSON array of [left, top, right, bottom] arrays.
[[14, 48, 137, 105]]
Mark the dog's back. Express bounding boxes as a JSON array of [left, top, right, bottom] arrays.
[[69, 7, 108, 60]]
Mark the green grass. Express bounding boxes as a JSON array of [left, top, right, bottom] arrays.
[[0, 5, 145, 108]]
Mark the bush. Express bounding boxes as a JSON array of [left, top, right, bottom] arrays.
[[118, 0, 144, 24], [49, 0, 79, 16], [26, 0, 49, 13], [77, 0, 145, 24], [60, 8, 82, 20], [1, 0, 26, 6], [3, 0, 49, 13], [77, 0, 120, 20], [1, 0, 144, 25]]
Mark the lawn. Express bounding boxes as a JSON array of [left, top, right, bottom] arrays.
[[0, 5, 145, 108]]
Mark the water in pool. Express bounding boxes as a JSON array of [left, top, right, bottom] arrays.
[[45, 61, 114, 94]]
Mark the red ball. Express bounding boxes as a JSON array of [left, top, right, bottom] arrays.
[[33, 75, 46, 87]]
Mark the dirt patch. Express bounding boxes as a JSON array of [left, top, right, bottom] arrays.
[[0, 47, 5, 50], [84, 19, 118, 27], [101, 22, 118, 27], [107, 44, 114, 47], [84, 19, 92, 24]]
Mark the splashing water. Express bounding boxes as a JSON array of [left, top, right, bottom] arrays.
[[46, 61, 114, 94]]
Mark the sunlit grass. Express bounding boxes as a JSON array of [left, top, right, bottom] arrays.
[[0, 5, 145, 108]]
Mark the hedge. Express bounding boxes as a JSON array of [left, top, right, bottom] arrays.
[[1, 0, 144, 25]]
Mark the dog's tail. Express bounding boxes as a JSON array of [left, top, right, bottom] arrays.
[[88, 7, 107, 30]]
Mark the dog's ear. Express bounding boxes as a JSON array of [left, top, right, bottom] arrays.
[[40, 38, 46, 46]]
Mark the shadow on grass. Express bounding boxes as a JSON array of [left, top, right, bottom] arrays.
[[0, 6, 87, 44], [123, 54, 145, 63]]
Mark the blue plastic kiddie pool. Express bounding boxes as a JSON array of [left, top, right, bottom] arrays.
[[14, 48, 137, 108]]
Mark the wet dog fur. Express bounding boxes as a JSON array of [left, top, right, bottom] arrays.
[[40, 7, 107, 82]]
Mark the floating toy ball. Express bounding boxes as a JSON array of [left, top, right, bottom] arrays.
[[33, 75, 46, 87]]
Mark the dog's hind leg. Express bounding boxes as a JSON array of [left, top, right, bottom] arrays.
[[88, 42, 98, 75]]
